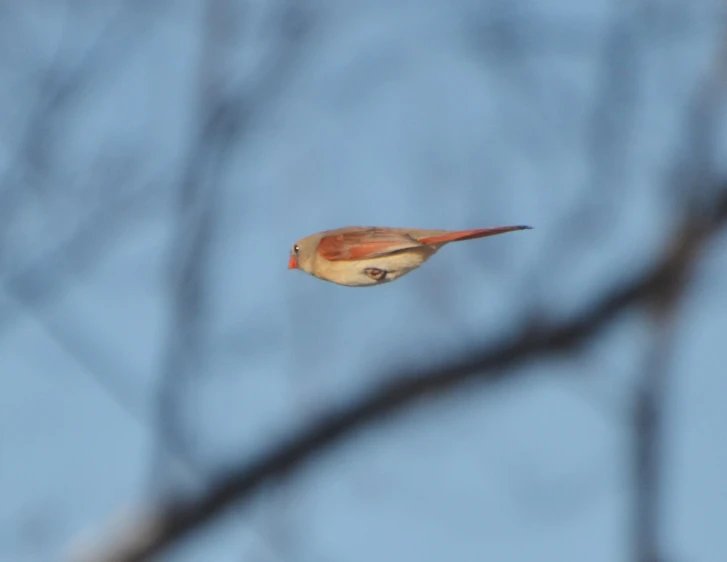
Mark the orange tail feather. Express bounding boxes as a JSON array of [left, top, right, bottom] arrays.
[[418, 225, 532, 245]]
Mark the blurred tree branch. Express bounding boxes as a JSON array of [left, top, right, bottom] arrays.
[[149, 0, 232, 492], [630, 16, 727, 562], [150, 0, 316, 490], [634, 288, 683, 562], [0, 0, 159, 253], [634, 11, 727, 561], [0, 173, 170, 336], [79, 178, 727, 562]]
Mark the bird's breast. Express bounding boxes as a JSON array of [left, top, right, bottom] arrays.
[[313, 246, 437, 286]]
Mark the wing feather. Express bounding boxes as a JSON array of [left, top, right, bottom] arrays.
[[317, 228, 420, 261]]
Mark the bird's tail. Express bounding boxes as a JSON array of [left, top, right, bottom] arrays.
[[418, 225, 532, 245]]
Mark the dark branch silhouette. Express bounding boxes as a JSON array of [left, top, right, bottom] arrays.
[[633, 301, 682, 562], [0, 0, 161, 248], [149, 0, 317, 492]]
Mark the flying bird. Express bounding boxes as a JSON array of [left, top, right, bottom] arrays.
[[288, 225, 532, 287]]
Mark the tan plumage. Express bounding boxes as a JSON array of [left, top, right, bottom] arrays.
[[288, 225, 532, 287]]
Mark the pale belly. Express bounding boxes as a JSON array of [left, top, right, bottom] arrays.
[[313, 246, 439, 287]]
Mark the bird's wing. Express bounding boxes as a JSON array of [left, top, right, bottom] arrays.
[[317, 228, 420, 261]]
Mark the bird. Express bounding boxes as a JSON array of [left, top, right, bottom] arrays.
[[287, 224, 532, 287]]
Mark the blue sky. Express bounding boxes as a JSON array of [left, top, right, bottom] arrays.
[[1, 1, 726, 561]]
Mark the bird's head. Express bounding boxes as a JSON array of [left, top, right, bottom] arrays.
[[288, 232, 322, 273]]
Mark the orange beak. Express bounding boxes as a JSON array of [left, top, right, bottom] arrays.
[[288, 255, 298, 269]]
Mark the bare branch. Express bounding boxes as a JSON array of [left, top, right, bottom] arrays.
[[0, 0, 161, 247], [631, 10, 727, 562], [0, 171, 170, 338], [149, 0, 316, 491], [633, 300, 681, 562]]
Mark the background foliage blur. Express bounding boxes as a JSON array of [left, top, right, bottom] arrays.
[[1, 1, 726, 561]]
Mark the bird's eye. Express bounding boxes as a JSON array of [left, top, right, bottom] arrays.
[[293, 244, 300, 253]]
